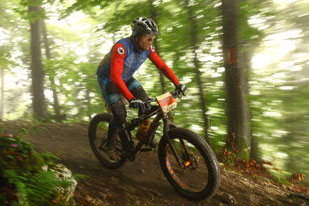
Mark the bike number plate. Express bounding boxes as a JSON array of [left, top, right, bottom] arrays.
[[157, 92, 177, 114]]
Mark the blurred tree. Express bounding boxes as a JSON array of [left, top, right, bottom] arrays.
[[0, 0, 16, 120], [182, 0, 210, 142], [27, 1, 47, 118], [0, 0, 32, 119], [270, 0, 309, 176], [221, 0, 251, 160], [148, 0, 166, 93], [40, 19, 63, 122], [0, 68, 3, 120], [41, 8, 104, 121], [237, 0, 270, 162], [0, 46, 11, 121]]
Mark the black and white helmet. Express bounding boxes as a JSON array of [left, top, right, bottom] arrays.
[[132, 17, 159, 35]]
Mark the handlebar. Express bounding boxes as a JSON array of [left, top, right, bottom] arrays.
[[128, 89, 183, 130]]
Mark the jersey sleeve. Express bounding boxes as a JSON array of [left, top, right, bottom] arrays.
[[110, 43, 134, 100], [148, 46, 180, 86]]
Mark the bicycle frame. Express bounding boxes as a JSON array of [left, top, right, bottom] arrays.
[[119, 92, 185, 163], [117, 105, 161, 160]]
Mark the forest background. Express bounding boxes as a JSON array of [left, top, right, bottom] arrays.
[[0, 0, 308, 184]]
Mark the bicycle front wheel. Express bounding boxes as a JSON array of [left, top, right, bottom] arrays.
[[158, 128, 220, 200], [88, 113, 126, 169]]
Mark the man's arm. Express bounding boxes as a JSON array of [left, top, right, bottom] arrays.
[[148, 46, 180, 86], [110, 43, 134, 101]]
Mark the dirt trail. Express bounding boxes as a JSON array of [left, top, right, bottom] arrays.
[[1, 121, 307, 206]]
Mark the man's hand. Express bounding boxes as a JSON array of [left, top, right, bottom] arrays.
[[175, 84, 187, 96], [129, 97, 146, 113]]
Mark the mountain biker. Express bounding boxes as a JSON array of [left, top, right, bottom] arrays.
[[96, 17, 186, 157]]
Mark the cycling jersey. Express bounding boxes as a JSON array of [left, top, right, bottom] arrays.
[[97, 37, 179, 100]]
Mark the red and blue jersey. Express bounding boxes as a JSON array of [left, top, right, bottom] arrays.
[[97, 37, 179, 100]]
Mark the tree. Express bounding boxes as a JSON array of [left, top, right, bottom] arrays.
[[40, 19, 63, 122], [0, 47, 11, 121], [221, 0, 251, 160], [182, 0, 210, 143], [148, 0, 167, 93], [28, 2, 47, 118], [0, 68, 3, 120]]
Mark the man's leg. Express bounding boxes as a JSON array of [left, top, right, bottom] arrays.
[[105, 100, 126, 148], [97, 78, 127, 152], [126, 78, 149, 116]]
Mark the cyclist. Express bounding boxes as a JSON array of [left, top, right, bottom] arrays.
[[96, 17, 186, 157]]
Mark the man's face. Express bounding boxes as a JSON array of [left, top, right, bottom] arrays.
[[138, 33, 156, 51]]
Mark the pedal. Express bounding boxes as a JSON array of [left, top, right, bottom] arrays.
[[139, 148, 153, 152]]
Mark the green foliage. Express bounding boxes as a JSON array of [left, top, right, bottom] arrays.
[[4, 169, 73, 206], [15, 0, 46, 22], [238, 0, 273, 43], [43, 58, 102, 121], [0, 49, 12, 70], [59, 0, 116, 18], [0, 133, 75, 205]]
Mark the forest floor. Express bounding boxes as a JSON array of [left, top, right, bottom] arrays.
[[1, 120, 309, 206]]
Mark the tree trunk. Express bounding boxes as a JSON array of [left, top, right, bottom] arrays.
[[184, 0, 210, 143], [149, 0, 166, 93], [221, 0, 251, 160], [29, 5, 46, 119], [0, 68, 3, 120], [239, 41, 259, 161], [40, 19, 62, 122]]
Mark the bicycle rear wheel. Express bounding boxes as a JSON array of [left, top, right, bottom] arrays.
[[158, 128, 220, 200], [88, 113, 126, 169]]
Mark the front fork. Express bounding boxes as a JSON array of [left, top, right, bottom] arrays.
[[163, 115, 190, 168], [163, 115, 182, 168]]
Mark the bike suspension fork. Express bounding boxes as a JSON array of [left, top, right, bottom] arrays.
[[163, 115, 183, 168]]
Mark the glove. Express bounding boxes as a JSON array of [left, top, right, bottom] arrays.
[[175, 84, 187, 96], [129, 97, 146, 113]]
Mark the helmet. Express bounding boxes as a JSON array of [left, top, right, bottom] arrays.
[[132, 17, 159, 35]]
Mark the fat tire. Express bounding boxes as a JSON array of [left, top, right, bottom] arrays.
[[158, 128, 220, 200], [88, 113, 126, 169]]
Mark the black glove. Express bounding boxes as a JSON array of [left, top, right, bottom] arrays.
[[129, 97, 146, 113], [175, 84, 187, 96]]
